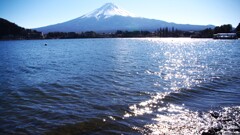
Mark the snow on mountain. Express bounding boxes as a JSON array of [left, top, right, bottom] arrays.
[[81, 3, 135, 19], [35, 3, 214, 33]]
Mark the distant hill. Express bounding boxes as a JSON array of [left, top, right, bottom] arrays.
[[0, 18, 42, 39], [35, 3, 215, 33]]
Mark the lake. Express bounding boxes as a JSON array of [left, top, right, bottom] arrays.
[[0, 38, 240, 134]]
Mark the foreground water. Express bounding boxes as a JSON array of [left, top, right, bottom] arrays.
[[0, 38, 239, 134]]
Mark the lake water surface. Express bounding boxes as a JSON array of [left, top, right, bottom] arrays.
[[0, 38, 240, 134]]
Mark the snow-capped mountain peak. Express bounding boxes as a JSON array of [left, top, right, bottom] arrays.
[[81, 3, 135, 19], [35, 3, 215, 34]]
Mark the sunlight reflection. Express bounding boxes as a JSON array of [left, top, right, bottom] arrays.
[[125, 39, 209, 118], [126, 100, 240, 134], [144, 106, 240, 135], [124, 92, 170, 117], [146, 38, 209, 91], [140, 38, 202, 46], [122, 38, 239, 134]]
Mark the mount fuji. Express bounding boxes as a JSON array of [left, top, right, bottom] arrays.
[[35, 3, 214, 33]]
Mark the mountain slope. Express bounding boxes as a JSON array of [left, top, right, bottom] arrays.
[[0, 18, 42, 39], [35, 3, 214, 33]]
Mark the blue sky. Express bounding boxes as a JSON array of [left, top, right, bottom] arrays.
[[0, 0, 239, 28]]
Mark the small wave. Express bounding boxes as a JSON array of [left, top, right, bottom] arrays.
[[124, 90, 240, 134], [45, 117, 137, 135], [143, 106, 240, 135], [123, 87, 240, 135]]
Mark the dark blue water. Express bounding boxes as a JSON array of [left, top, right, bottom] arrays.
[[0, 38, 240, 134]]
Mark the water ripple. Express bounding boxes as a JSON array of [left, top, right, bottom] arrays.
[[0, 38, 240, 134]]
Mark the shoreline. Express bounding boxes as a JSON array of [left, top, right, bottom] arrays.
[[1, 37, 239, 41]]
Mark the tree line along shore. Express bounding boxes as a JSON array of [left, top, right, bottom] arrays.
[[1, 18, 240, 40]]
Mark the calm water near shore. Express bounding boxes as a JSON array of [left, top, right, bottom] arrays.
[[0, 38, 240, 134]]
